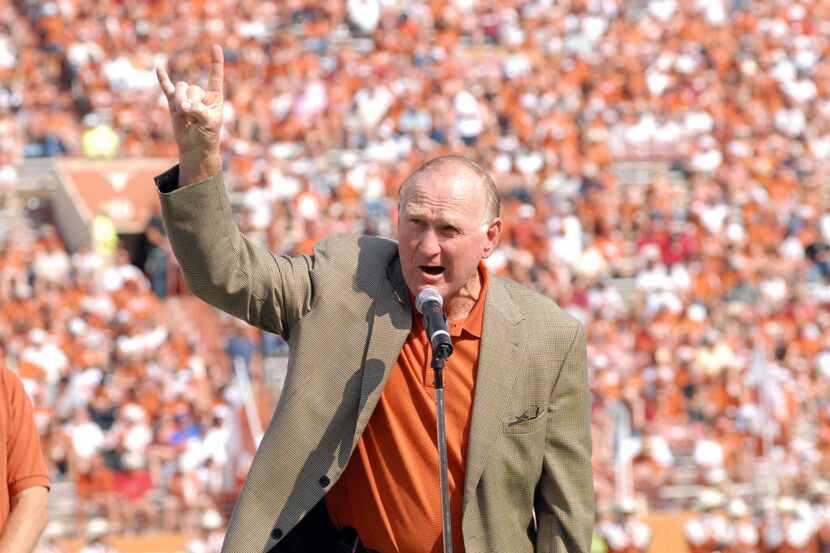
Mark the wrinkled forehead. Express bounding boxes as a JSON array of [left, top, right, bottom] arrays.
[[400, 166, 487, 219]]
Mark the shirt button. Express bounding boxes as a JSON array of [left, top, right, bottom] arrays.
[[319, 475, 331, 487], [271, 528, 283, 540]]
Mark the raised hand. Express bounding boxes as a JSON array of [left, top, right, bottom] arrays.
[[156, 45, 224, 185]]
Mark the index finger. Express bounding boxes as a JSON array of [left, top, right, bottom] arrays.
[[207, 45, 224, 95], [156, 65, 175, 100]]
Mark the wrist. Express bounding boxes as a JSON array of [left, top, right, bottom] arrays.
[[179, 149, 222, 187]]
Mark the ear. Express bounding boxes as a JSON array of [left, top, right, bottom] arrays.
[[481, 217, 502, 259]]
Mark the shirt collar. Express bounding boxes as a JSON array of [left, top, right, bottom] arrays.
[[449, 262, 488, 339]]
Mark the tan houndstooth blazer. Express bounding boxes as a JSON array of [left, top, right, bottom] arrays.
[[156, 167, 593, 553]]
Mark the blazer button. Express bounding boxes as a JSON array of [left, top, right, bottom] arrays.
[[319, 475, 330, 487], [271, 528, 283, 540]]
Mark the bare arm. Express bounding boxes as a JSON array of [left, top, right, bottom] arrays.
[[0, 486, 49, 553]]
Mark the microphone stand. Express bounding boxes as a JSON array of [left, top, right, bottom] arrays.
[[431, 346, 453, 553]]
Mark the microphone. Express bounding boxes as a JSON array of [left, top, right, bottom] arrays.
[[415, 287, 453, 359]]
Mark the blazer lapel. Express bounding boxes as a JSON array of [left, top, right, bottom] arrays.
[[351, 252, 412, 449], [463, 279, 525, 509]]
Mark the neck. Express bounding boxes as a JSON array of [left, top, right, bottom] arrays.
[[445, 270, 482, 322]]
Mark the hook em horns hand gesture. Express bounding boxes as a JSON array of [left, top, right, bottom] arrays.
[[156, 45, 224, 183]]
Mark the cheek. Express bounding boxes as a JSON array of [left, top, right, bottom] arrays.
[[398, 239, 423, 272], [400, 238, 419, 259], [445, 240, 481, 270], [441, 244, 465, 270]]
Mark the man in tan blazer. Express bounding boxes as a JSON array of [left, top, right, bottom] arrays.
[[155, 46, 593, 553]]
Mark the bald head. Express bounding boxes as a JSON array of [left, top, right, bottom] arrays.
[[398, 155, 500, 228]]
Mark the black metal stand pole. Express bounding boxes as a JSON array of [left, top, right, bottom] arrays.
[[432, 352, 453, 553]]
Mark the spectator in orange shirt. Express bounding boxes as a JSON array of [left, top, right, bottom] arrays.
[[0, 367, 50, 552]]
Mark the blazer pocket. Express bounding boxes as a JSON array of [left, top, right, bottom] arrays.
[[502, 406, 549, 435]]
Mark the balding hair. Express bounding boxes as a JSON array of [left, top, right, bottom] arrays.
[[398, 155, 500, 228]]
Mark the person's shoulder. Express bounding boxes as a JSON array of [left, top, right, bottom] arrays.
[[312, 233, 398, 275], [0, 366, 17, 391], [0, 366, 22, 407], [314, 233, 397, 256], [491, 275, 580, 328]]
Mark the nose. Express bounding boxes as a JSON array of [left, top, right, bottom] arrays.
[[418, 228, 441, 258]]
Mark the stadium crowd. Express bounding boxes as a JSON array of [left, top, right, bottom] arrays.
[[0, 222, 256, 544], [4, 0, 830, 550]]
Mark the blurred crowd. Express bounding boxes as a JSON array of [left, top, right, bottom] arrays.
[[594, 487, 830, 553], [0, 224, 272, 550], [3, 0, 830, 549]]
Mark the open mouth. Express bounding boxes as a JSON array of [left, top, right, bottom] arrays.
[[420, 265, 446, 276]]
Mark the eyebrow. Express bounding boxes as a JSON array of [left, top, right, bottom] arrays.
[[403, 206, 467, 229]]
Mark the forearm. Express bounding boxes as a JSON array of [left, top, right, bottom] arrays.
[[0, 487, 49, 553]]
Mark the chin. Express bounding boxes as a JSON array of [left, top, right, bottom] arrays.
[[413, 282, 446, 295], [406, 278, 446, 298]]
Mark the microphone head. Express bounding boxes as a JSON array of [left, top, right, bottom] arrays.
[[415, 287, 443, 314]]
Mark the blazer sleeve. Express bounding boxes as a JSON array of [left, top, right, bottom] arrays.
[[155, 166, 313, 339], [535, 322, 594, 553]]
